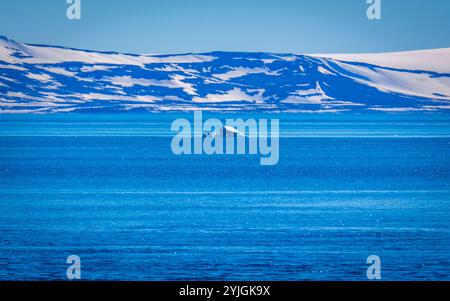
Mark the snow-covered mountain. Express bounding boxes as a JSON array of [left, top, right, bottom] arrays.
[[1, 35, 449, 114]]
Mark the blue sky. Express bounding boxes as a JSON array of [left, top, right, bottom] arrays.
[[0, 0, 449, 54]]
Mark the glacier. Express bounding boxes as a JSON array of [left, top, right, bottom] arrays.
[[0, 35, 450, 114]]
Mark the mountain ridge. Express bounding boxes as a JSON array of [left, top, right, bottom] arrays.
[[1, 35, 450, 114]]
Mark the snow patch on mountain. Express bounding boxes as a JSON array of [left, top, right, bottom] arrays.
[[0, 36, 216, 66], [193, 88, 267, 103], [311, 48, 450, 73], [213, 67, 280, 81], [334, 61, 450, 100]]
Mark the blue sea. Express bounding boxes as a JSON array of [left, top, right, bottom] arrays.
[[0, 113, 449, 280]]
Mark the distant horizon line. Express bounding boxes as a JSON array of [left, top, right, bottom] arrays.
[[2, 34, 450, 57]]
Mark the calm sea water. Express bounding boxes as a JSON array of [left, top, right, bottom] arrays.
[[0, 113, 449, 280]]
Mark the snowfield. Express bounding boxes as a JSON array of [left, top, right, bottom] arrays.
[[310, 48, 450, 74]]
